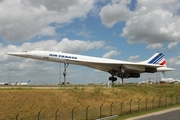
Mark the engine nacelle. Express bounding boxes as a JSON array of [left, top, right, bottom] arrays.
[[118, 73, 140, 78], [144, 67, 157, 73]]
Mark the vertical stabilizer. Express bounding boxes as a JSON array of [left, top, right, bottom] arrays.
[[27, 80, 30, 86], [146, 53, 166, 66]]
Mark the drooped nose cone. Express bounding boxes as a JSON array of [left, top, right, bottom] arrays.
[[8, 51, 33, 57]]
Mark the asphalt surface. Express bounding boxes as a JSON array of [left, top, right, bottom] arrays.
[[0, 86, 99, 89], [127, 107, 180, 120]]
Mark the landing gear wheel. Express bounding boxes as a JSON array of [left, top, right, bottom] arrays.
[[109, 77, 117, 81], [109, 77, 117, 87]]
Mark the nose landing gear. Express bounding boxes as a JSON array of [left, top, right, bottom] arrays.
[[63, 63, 69, 86], [108, 70, 117, 87], [109, 77, 117, 87]]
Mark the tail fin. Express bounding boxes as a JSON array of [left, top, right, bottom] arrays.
[[147, 52, 166, 66], [27, 80, 30, 84], [146, 52, 175, 71]]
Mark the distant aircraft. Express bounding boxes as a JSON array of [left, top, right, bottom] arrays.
[[0, 82, 8, 85], [17, 80, 31, 86], [8, 51, 174, 85], [138, 77, 154, 84], [160, 73, 179, 84]]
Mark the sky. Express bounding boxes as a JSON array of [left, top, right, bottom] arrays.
[[0, 0, 180, 85]]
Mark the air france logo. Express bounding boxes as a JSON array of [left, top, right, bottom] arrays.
[[49, 54, 77, 59], [49, 54, 57, 57]]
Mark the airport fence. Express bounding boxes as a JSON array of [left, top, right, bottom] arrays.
[[14, 95, 180, 120]]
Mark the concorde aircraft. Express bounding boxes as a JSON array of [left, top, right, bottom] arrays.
[[8, 51, 174, 85]]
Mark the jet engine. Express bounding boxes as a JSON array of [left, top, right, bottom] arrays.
[[118, 72, 140, 78], [144, 67, 157, 73]]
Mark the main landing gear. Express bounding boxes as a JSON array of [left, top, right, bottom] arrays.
[[108, 66, 126, 86], [119, 66, 125, 86]]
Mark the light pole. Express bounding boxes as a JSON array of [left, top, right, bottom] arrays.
[[101, 72, 103, 84], [9, 69, 10, 84]]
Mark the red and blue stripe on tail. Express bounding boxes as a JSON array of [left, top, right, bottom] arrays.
[[147, 53, 166, 66]]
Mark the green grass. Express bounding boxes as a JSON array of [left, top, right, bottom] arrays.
[[0, 84, 180, 120]]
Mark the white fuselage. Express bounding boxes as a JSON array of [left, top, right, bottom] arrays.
[[11, 51, 147, 72], [8, 51, 174, 79]]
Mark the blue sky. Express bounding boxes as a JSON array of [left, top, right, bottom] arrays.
[[0, 0, 180, 85]]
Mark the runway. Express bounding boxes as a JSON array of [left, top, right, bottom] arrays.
[[0, 85, 98, 89], [127, 107, 180, 120]]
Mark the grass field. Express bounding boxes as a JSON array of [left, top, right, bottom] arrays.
[[0, 84, 180, 120]]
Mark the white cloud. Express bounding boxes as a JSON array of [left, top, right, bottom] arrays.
[[56, 38, 105, 53], [127, 55, 140, 62], [122, 6, 180, 44], [104, 46, 117, 50], [167, 56, 180, 67], [99, 0, 134, 27], [137, 0, 180, 14], [38, 26, 56, 36], [102, 50, 121, 58], [168, 41, 179, 50], [99, 0, 180, 44], [6, 38, 105, 54], [146, 43, 163, 49], [0, 0, 95, 41]]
